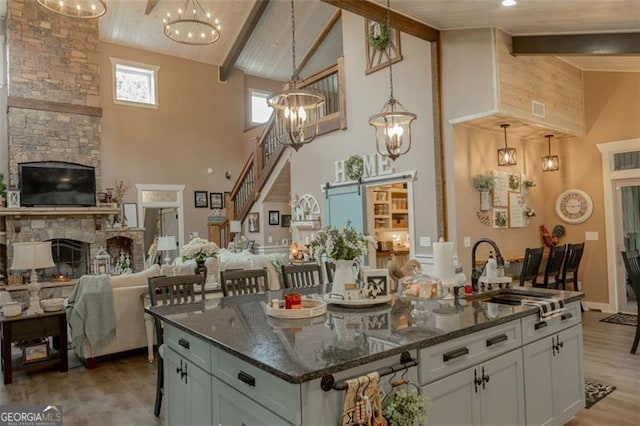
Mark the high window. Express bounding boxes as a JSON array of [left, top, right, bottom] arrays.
[[111, 58, 159, 108], [250, 90, 272, 124]]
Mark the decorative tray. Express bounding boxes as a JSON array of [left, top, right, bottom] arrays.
[[264, 299, 327, 319], [323, 294, 393, 308]]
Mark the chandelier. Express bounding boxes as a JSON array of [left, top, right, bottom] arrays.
[[368, 0, 417, 161], [163, 0, 221, 45], [497, 123, 517, 166], [542, 134, 559, 171], [268, 0, 325, 151], [37, 0, 106, 19]]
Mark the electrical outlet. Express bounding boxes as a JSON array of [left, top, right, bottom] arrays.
[[464, 237, 471, 248], [268, 236, 273, 243], [585, 231, 599, 241], [419, 237, 431, 247]]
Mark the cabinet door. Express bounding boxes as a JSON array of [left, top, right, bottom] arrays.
[[553, 326, 584, 425], [479, 349, 526, 425], [212, 376, 293, 426], [421, 365, 481, 425], [522, 336, 556, 426], [165, 347, 189, 425], [188, 359, 213, 426]]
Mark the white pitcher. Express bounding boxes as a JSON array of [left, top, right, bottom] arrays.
[[330, 259, 361, 297]]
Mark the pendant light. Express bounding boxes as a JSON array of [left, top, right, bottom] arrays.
[[267, 1, 325, 151], [163, 0, 221, 45], [368, 0, 417, 161], [542, 134, 559, 171], [497, 123, 517, 166], [37, 0, 106, 19]]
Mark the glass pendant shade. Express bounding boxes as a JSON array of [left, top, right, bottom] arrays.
[[37, 0, 106, 18], [268, 0, 326, 150], [497, 123, 517, 166], [369, 98, 417, 161], [542, 134, 559, 171], [163, 0, 221, 45], [368, 0, 417, 161]]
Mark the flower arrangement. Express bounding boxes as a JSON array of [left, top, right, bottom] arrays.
[[345, 155, 364, 181], [309, 221, 375, 261], [181, 237, 219, 261], [382, 386, 430, 425], [472, 173, 495, 192], [523, 179, 536, 189], [524, 207, 536, 218]]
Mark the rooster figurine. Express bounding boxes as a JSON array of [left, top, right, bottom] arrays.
[[540, 224, 566, 248]]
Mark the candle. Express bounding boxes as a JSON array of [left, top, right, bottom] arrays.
[[285, 293, 302, 309]]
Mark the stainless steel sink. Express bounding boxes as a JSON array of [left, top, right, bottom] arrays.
[[484, 290, 551, 306]]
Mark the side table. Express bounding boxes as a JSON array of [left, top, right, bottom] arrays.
[[0, 310, 68, 384]]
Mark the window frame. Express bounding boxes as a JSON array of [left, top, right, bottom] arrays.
[[249, 89, 272, 125], [110, 57, 160, 109]]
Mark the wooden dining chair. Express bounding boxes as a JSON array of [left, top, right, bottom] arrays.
[[538, 244, 566, 288], [621, 250, 640, 354], [559, 242, 585, 291], [281, 263, 324, 289], [519, 247, 544, 287], [219, 268, 269, 297], [147, 274, 205, 417], [325, 261, 336, 284]]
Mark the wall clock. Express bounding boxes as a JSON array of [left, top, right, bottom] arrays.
[[555, 189, 593, 224]]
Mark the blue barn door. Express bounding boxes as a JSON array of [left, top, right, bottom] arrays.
[[325, 184, 365, 234]]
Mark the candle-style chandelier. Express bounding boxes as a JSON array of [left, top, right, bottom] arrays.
[[163, 0, 221, 46], [37, 0, 106, 19]]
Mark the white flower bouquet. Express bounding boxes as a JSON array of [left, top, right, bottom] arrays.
[[309, 221, 375, 261], [181, 237, 219, 261]]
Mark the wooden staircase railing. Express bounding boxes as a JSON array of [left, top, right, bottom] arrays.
[[228, 59, 346, 227]]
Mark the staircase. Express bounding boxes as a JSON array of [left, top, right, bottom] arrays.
[[213, 59, 346, 244]]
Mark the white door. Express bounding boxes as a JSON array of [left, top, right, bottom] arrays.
[[614, 178, 640, 313], [161, 208, 179, 260]]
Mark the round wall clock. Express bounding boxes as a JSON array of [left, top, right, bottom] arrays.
[[555, 189, 594, 224]]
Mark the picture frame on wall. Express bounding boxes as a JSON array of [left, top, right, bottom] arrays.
[[194, 191, 208, 208], [209, 192, 223, 209], [123, 203, 138, 228], [269, 210, 280, 226], [248, 212, 259, 233], [281, 214, 291, 227]]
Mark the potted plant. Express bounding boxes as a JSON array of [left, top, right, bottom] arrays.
[[472, 173, 495, 211], [382, 385, 430, 425], [523, 178, 536, 194]]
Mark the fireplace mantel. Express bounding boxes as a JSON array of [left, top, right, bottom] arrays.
[[0, 207, 120, 233]]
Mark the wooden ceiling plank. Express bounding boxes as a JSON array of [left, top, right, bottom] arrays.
[[321, 0, 439, 42], [145, 0, 160, 15], [513, 33, 640, 55], [296, 9, 342, 76], [219, 0, 271, 82]]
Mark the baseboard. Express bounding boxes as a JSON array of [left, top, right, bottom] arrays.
[[582, 301, 613, 313]]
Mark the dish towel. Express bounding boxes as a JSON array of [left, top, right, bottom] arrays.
[[522, 297, 565, 320], [341, 372, 386, 426]]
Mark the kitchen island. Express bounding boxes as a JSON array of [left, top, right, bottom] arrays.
[[146, 287, 584, 425]]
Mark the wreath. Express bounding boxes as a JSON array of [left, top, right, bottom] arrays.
[[368, 23, 390, 51], [345, 155, 364, 181]]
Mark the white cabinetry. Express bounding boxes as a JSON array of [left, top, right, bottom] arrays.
[[422, 349, 525, 425], [164, 347, 213, 426], [523, 325, 584, 426]]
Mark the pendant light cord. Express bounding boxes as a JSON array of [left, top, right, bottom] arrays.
[[386, 0, 394, 100], [290, 0, 297, 81]]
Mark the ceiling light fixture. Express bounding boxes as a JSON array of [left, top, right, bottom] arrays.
[[502, 0, 517, 6], [368, 0, 417, 161], [267, 1, 325, 151], [542, 134, 559, 171], [163, 0, 221, 46], [497, 123, 517, 166], [36, 0, 106, 19]]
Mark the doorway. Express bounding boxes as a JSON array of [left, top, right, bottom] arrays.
[[615, 178, 640, 313]]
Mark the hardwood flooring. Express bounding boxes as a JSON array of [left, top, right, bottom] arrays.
[[0, 311, 638, 425]]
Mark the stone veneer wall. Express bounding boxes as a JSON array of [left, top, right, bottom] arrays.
[[5, 0, 102, 187]]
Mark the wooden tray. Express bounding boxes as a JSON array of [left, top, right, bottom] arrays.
[[265, 299, 327, 319]]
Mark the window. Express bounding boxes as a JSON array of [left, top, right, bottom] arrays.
[[250, 90, 272, 124], [110, 58, 159, 108]]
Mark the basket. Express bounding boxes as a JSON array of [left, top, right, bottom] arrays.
[[265, 298, 327, 319]]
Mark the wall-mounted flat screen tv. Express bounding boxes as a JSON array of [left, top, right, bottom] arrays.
[[19, 161, 96, 207]]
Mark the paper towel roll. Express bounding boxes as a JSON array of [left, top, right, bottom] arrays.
[[433, 241, 456, 283]]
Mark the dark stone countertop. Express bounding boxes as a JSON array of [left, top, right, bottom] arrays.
[[145, 287, 583, 384]]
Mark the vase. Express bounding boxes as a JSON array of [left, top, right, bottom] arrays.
[[480, 191, 490, 211], [196, 259, 207, 282], [329, 259, 361, 297]]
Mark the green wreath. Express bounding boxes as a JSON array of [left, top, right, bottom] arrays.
[[368, 23, 390, 51], [345, 155, 364, 181]]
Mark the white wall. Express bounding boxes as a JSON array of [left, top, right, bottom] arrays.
[[289, 11, 438, 255]]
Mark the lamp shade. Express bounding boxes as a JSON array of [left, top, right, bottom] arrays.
[[230, 221, 242, 233], [157, 236, 177, 251], [11, 242, 55, 270]]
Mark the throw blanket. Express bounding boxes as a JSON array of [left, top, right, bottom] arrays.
[[65, 274, 116, 359], [522, 297, 565, 320]]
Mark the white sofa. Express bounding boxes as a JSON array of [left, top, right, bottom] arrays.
[[74, 264, 162, 367]]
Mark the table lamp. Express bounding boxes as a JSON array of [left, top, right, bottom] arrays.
[[230, 220, 242, 249], [157, 235, 177, 265], [11, 241, 55, 315]]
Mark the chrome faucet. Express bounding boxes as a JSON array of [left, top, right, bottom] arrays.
[[471, 238, 505, 292]]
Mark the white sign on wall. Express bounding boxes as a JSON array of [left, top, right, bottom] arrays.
[[334, 153, 395, 183]]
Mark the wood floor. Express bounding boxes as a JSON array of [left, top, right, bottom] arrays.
[[0, 311, 638, 425]]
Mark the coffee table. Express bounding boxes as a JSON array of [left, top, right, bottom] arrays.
[[0, 310, 68, 384]]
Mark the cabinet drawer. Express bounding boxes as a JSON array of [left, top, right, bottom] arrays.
[[521, 301, 581, 345], [165, 324, 211, 372], [419, 319, 521, 385], [212, 347, 301, 425]]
